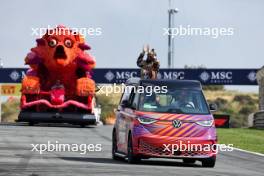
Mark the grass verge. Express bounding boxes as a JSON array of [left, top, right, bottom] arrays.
[[217, 128, 264, 154]]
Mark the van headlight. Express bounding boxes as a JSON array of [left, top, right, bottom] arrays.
[[137, 117, 157, 124], [196, 120, 214, 127]]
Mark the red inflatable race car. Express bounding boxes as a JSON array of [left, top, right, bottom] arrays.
[[18, 25, 97, 127]]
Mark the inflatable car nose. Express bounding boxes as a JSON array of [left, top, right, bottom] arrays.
[[51, 82, 65, 105]]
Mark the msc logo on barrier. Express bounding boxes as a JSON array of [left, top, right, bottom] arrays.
[[104, 70, 138, 82], [104, 71, 115, 82], [9, 70, 21, 81], [247, 71, 256, 82], [157, 71, 185, 80], [200, 71, 233, 84]]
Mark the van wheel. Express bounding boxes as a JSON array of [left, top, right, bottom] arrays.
[[127, 133, 141, 164], [112, 130, 122, 160], [183, 158, 196, 164], [201, 157, 216, 168]]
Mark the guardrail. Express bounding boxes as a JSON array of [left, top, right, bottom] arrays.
[[253, 111, 264, 128]]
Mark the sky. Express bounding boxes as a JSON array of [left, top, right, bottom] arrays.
[[0, 0, 263, 92]]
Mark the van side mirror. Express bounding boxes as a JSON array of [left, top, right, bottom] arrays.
[[121, 100, 130, 108], [209, 103, 217, 112]]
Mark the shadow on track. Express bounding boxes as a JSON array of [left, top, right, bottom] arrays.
[[0, 122, 96, 129], [59, 157, 202, 168]]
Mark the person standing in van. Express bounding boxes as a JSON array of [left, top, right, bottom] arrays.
[[137, 45, 160, 80]]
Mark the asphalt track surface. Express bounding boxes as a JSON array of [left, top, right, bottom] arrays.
[[0, 123, 263, 176]]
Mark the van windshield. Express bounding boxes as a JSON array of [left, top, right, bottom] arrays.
[[138, 87, 210, 115]]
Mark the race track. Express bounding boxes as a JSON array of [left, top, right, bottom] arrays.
[[0, 124, 263, 176]]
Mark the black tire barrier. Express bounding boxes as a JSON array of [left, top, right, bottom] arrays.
[[253, 111, 264, 128]]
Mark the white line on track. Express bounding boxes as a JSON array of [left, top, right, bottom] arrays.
[[233, 147, 264, 157]]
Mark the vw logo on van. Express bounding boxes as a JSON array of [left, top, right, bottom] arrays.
[[172, 119, 182, 128]]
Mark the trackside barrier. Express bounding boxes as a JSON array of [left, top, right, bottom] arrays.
[[253, 111, 264, 128], [0, 68, 259, 85]]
